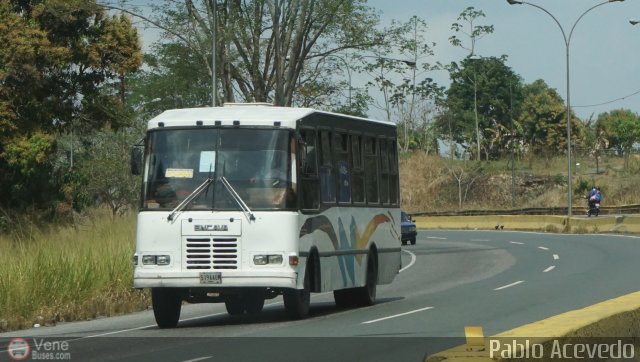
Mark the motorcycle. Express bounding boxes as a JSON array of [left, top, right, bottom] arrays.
[[586, 197, 600, 217]]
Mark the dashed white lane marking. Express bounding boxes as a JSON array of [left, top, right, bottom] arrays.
[[494, 281, 524, 291], [400, 249, 417, 273], [509, 241, 525, 245], [543, 266, 556, 273], [538, 246, 549, 251], [426, 236, 447, 240], [182, 357, 213, 362], [361, 306, 434, 324], [553, 254, 560, 260]]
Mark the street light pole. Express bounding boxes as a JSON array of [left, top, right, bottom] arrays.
[[506, 0, 624, 219], [325, 54, 352, 108], [212, 0, 217, 107], [469, 55, 482, 161]]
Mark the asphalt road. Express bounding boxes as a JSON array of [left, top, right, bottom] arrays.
[[2, 230, 640, 362]]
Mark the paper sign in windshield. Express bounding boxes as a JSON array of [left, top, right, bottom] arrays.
[[199, 151, 216, 173], [165, 168, 194, 178]]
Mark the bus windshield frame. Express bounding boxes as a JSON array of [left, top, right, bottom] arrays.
[[141, 127, 296, 212]]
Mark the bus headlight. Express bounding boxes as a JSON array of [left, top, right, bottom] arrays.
[[142, 255, 157, 265], [142, 255, 171, 265], [268, 255, 283, 264], [132, 254, 138, 266], [253, 254, 283, 265], [156, 255, 171, 265]]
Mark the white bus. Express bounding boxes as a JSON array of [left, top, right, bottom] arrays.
[[131, 104, 401, 328]]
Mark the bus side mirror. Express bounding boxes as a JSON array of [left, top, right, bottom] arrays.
[[130, 146, 143, 175]]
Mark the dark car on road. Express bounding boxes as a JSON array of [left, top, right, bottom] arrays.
[[401, 211, 417, 245]]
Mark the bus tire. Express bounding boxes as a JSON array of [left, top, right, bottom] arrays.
[[354, 251, 378, 307], [244, 290, 265, 314], [333, 288, 355, 308], [151, 288, 182, 328], [284, 265, 311, 319], [225, 295, 245, 316], [410, 237, 416, 245]]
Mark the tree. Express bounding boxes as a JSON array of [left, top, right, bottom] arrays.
[[128, 43, 213, 112], [449, 6, 494, 57], [596, 109, 640, 170], [448, 6, 495, 160], [439, 56, 523, 160], [360, 16, 442, 152], [0, 0, 142, 211], [519, 79, 583, 161], [583, 118, 608, 174], [91, 13, 144, 104], [108, 0, 380, 106], [78, 127, 141, 218], [442, 160, 483, 209]]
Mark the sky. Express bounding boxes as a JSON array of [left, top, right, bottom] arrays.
[[365, 0, 640, 121], [130, 0, 640, 122]]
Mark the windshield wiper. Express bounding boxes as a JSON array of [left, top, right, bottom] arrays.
[[167, 177, 213, 221], [220, 176, 256, 222]]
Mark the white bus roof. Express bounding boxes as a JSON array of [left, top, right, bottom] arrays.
[[146, 104, 394, 129]]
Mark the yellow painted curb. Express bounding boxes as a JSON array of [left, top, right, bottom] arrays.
[[414, 215, 640, 234], [425, 291, 640, 361]]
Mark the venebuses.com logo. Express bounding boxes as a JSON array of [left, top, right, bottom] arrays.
[[7, 338, 30, 361], [5, 337, 71, 361]]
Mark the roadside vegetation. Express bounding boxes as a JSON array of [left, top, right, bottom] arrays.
[[400, 152, 640, 213], [0, 209, 149, 332]]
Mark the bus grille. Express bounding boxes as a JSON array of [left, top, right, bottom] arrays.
[[184, 237, 239, 270]]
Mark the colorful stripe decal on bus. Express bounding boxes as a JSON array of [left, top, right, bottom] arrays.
[[300, 213, 391, 285]]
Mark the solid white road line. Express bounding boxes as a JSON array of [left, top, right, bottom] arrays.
[[553, 254, 560, 260], [543, 266, 556, 273], [509, 241, 525, 245], [399, 249, 417, 273], [538, 246, 549, 251], [361, 306, 434, 324], [494, 281, 524, 291], [84, 311, 229, 338]]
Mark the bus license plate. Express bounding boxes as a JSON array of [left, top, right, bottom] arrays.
[[199, 272, 222, 284]]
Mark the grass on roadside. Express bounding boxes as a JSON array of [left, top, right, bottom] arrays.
[[0, 210, 149, 332]]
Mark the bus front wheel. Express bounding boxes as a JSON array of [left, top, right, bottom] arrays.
[[244, 290, 265, 314], [284, 268, 310, 319], [151, 288, 182, 328], [224, 295, 245, 316], [334, 251, 378, 308]]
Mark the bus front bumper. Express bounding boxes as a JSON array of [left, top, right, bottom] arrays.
[[133, 270, 297, 289]]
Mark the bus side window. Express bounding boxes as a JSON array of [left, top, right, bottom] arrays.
[[350, 134, 365, 203], [334, 132, 350, 204], [388, 140, 399, 205], [379, 138, 389, 204], [364, 136, 379, 205], [300, 131, 317, 176], [299, 129, 320, 210], [319, 130, 335, 204]]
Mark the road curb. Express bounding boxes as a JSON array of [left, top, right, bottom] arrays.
[[425, 291, 640, 361], [414, 215, 640, 234]]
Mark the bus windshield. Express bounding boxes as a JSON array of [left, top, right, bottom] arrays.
[[143, 128, 296, 211]]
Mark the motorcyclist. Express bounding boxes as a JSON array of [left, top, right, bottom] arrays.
[[587, 186, 602, 216]]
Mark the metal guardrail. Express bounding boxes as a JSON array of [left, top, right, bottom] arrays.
[[412, 204, 640, 217]]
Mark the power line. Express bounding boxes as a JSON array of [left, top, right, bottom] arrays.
[[573, 88, 640, 108]]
